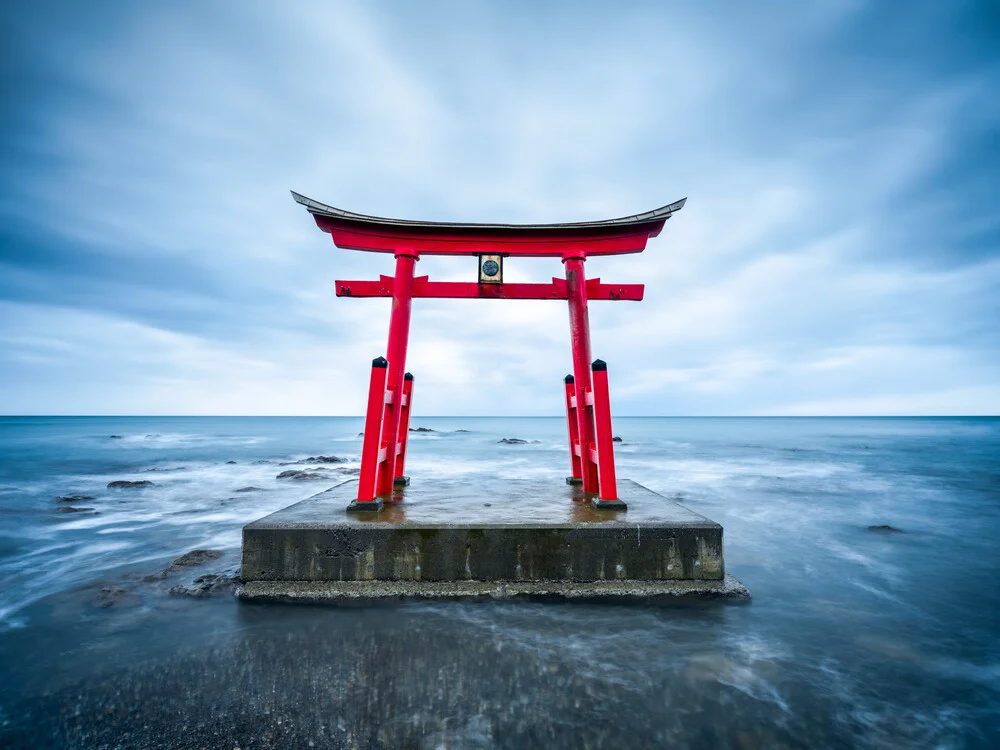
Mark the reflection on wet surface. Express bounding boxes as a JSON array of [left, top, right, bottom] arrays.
[[256, 477, 712, 527]]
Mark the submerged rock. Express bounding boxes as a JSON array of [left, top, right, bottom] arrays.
[[107, 480, 153, 489], [108, 435, 123, 439], [410, 427, 435, 433], [54, 494, 94, 503], [168, 573, 239, 598], [612, 436, 623, 443], [281, 455, 346, 466], [498, 438, 532, 445], [170, 549, 222, 567], [145, 549, 224, 582], [226, 460, 237, 464], [56, 506, 96, 513], [868, 525, 904, 533], [95, 586, 129, 608], [276, 469, 329, 481], [455, 429, 470, 433], [235, 486, 265, 493]]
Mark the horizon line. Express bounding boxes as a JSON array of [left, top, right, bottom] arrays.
[[1, 414, 997, 419]]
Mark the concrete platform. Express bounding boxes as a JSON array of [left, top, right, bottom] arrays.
[[239, 479, 748, 602]]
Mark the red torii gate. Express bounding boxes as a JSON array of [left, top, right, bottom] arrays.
[[292, 191, 686, 511]]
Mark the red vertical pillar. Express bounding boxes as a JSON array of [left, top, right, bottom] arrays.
[[393, 372, 414, 488], [350, 356, 388, 510], [563, 374, 582, 485], [563, 253, 599, 494], [591, 359, 626, 509], [375, 250, 417, 497]]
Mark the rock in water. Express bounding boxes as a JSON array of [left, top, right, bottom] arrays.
[[234, 486, 265, 493], [305, 455, 346, 463], [868, 525, 904, 533], [612, 436, 623, 443], [145, 549, 223, 581], [107, 480, 154, 489], [53, 494, 95, 503], [276, 470, 328, 481], [169, 549, 222, 568], [410, 427, 435, 432], [56, 506, 96, 513], [168, 573, 239, 598], [95, 587, 128, 608], [498, 438, 529, 444]]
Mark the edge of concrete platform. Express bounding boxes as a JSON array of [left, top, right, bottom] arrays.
[[244, 478, 721, 530], [236, 574, 751, 604]]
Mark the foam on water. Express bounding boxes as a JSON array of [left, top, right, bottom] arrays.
[[0, 416, 997, 746], [0, 431, 368, 624]]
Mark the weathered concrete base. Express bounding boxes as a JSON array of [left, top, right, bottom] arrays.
[[238, 574, 750, 603], [240, 478, 747, 603]]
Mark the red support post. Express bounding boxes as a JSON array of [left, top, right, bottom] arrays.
[[375, 251, 418, 497], [563, 254, 599, 493], [591, 359, 626, 509], [350, 356, 388, 510], [393, 372, 414, 488], [563, 374, 582, 485]]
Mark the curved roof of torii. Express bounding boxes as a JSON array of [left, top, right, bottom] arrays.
[[291, 191, 686, 231], [290, 191, 686, 257]]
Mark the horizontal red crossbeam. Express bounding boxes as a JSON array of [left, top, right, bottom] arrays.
[[336, 276, 644, 301], [321, 224, 657, 258]]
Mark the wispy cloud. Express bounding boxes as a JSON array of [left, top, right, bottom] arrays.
[[1, 0, 998, 414]]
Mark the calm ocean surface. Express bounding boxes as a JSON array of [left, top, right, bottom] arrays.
[[0, 416, 997, 748]]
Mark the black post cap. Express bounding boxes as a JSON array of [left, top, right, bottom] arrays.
[[371, 357, 388, 368], [404, 372, 414, 381], [591, 359, 607, 371], [564, 374, 575, 384]]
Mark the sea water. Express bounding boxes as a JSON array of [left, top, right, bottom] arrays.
[[0, 416, 997, 747]]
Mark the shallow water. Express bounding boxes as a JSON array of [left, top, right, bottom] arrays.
[[0, 416, 998, 747]]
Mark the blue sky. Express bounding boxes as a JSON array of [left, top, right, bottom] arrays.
[[1, 1, 998, 416]]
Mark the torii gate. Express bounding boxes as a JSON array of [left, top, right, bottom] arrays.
[[292, 192, 686, 512]]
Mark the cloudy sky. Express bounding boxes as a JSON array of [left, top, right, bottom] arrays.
[[2, 1, 998, 416]]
